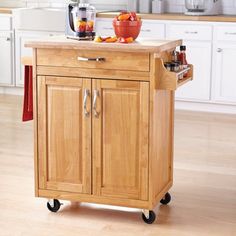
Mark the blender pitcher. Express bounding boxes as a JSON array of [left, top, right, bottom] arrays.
[[67, 0, 96, 40]]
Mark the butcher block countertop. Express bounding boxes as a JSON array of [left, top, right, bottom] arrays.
[[0, 8, 15, 14], [97, 12, 236, 23], [25, 36, 182, 53]]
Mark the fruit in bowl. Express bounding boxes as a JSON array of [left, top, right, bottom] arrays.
[[113, 12, 142, 40]]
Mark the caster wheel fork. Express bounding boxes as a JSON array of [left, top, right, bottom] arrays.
[[47, 199, 62, 213], [160, 192, 171, 205], [142, 209, 156, 224]]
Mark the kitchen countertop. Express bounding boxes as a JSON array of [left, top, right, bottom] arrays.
[[0, 7, 16, 14], [25, 35, 182, 53], [97, 12, 236, 23]]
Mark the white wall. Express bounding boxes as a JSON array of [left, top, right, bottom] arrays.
[[0, 0, 236, 14]]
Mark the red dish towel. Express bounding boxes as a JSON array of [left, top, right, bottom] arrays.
[[22, 65, 33, 122]]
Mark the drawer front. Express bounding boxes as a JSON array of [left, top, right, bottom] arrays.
[[166, 24, 212, 41], [214, 25, 236, 41], [37, 49, 150, 72], [140, 21, 165, 39], [0, 15, 11, 30]]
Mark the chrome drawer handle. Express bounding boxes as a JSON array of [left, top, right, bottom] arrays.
[[78, 57, 106, 62], [103, 27, 113, 30], [184, 31, 198, 34], [141, 29, 151, 32], [225, 32, 236, 35], [83, 89, 90, 117], [93, 90, 100, 118]]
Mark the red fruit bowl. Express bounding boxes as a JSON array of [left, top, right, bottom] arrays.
[[112, 20, 142, 40]]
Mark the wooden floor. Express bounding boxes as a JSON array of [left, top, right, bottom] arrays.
[[0, 94, 235, 236]]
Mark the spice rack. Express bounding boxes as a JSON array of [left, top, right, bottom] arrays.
[[155, 57, 193, 91]]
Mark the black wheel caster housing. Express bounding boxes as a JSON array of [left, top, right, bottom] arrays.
[[47, 199, 61, 213], [160, 192, 171, 205], [142, 210, 156, 224]]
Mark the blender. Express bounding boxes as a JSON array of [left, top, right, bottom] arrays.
[[185, 0, 220, 16], [66, 0, 96, 40]]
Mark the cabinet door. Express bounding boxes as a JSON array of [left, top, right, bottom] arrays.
[[212, 43, 236, 104], [176, 41, 212, 101], [0, 32, 13, 86], [37, 76, 91, 194], [92, 80, 149, 200]]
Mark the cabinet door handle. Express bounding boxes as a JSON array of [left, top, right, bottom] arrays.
[[184, 31, 198, 34], [78, 57, 106, 62], [141, 29, 151, 32], [83, 89, 90, 117], [217, 48, 222, 53], [225, 32, 236, 35], [93, 90, 100, 118], [6, 37, 11, 41], [102, 27, 113, 30]]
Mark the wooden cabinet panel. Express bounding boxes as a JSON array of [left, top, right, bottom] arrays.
[[37, 76, 91, 194], [92, 80, 149, 200]]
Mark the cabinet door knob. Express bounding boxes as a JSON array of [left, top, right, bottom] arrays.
[[93, 90, 100, 118], [217, 48, 222, 53], [6, 37, 11, 41], [83, 89, 90, 117]]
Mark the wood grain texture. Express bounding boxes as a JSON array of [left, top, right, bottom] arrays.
[[21, 56, 33, 66], [25, 36, 182, 54], [149, 56, 175, 208], [37, 49, 150, 72], [37, 76, 92, 194], [1, 95, 236, 236], [97, 12, 236, 23], [37, 66, 150, 81], [0, 8, 13, 14], [92, 80, 149, 201]]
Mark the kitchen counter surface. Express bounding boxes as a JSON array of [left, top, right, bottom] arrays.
[[25, 36, 182, 53], [0, 7, 16, 14], [97, 12, 236, 23]]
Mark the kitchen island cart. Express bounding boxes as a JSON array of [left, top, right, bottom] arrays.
[[26, 37, 193, 224]]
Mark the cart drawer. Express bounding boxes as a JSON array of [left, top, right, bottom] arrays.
[[37, 49, 150, 72]]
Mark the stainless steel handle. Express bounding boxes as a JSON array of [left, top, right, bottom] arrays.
[[225, 32, 236, 35], [103, 27, 113, 30], [83, 89, 90, 117], [141, 29, 151, 32], [93, 90, 100, 118], [185, 31, 198, 34], [217, 48, 222, 53], [78, 57, 105, 62]]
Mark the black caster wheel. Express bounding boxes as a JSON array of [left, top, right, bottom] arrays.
[[47, 199, 61, 213], [142, 211, 156, 224], [160, 192, 171, 205]]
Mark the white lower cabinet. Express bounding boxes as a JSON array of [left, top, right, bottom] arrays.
[[15, 31, 63, 86], [176, 41, 212, 101], [212, 43, 236, 104], [0, 32, 13, 86], [96, 18, 165, 39]]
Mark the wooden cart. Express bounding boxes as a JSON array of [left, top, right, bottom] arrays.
[[25, 37, 193, 224]]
